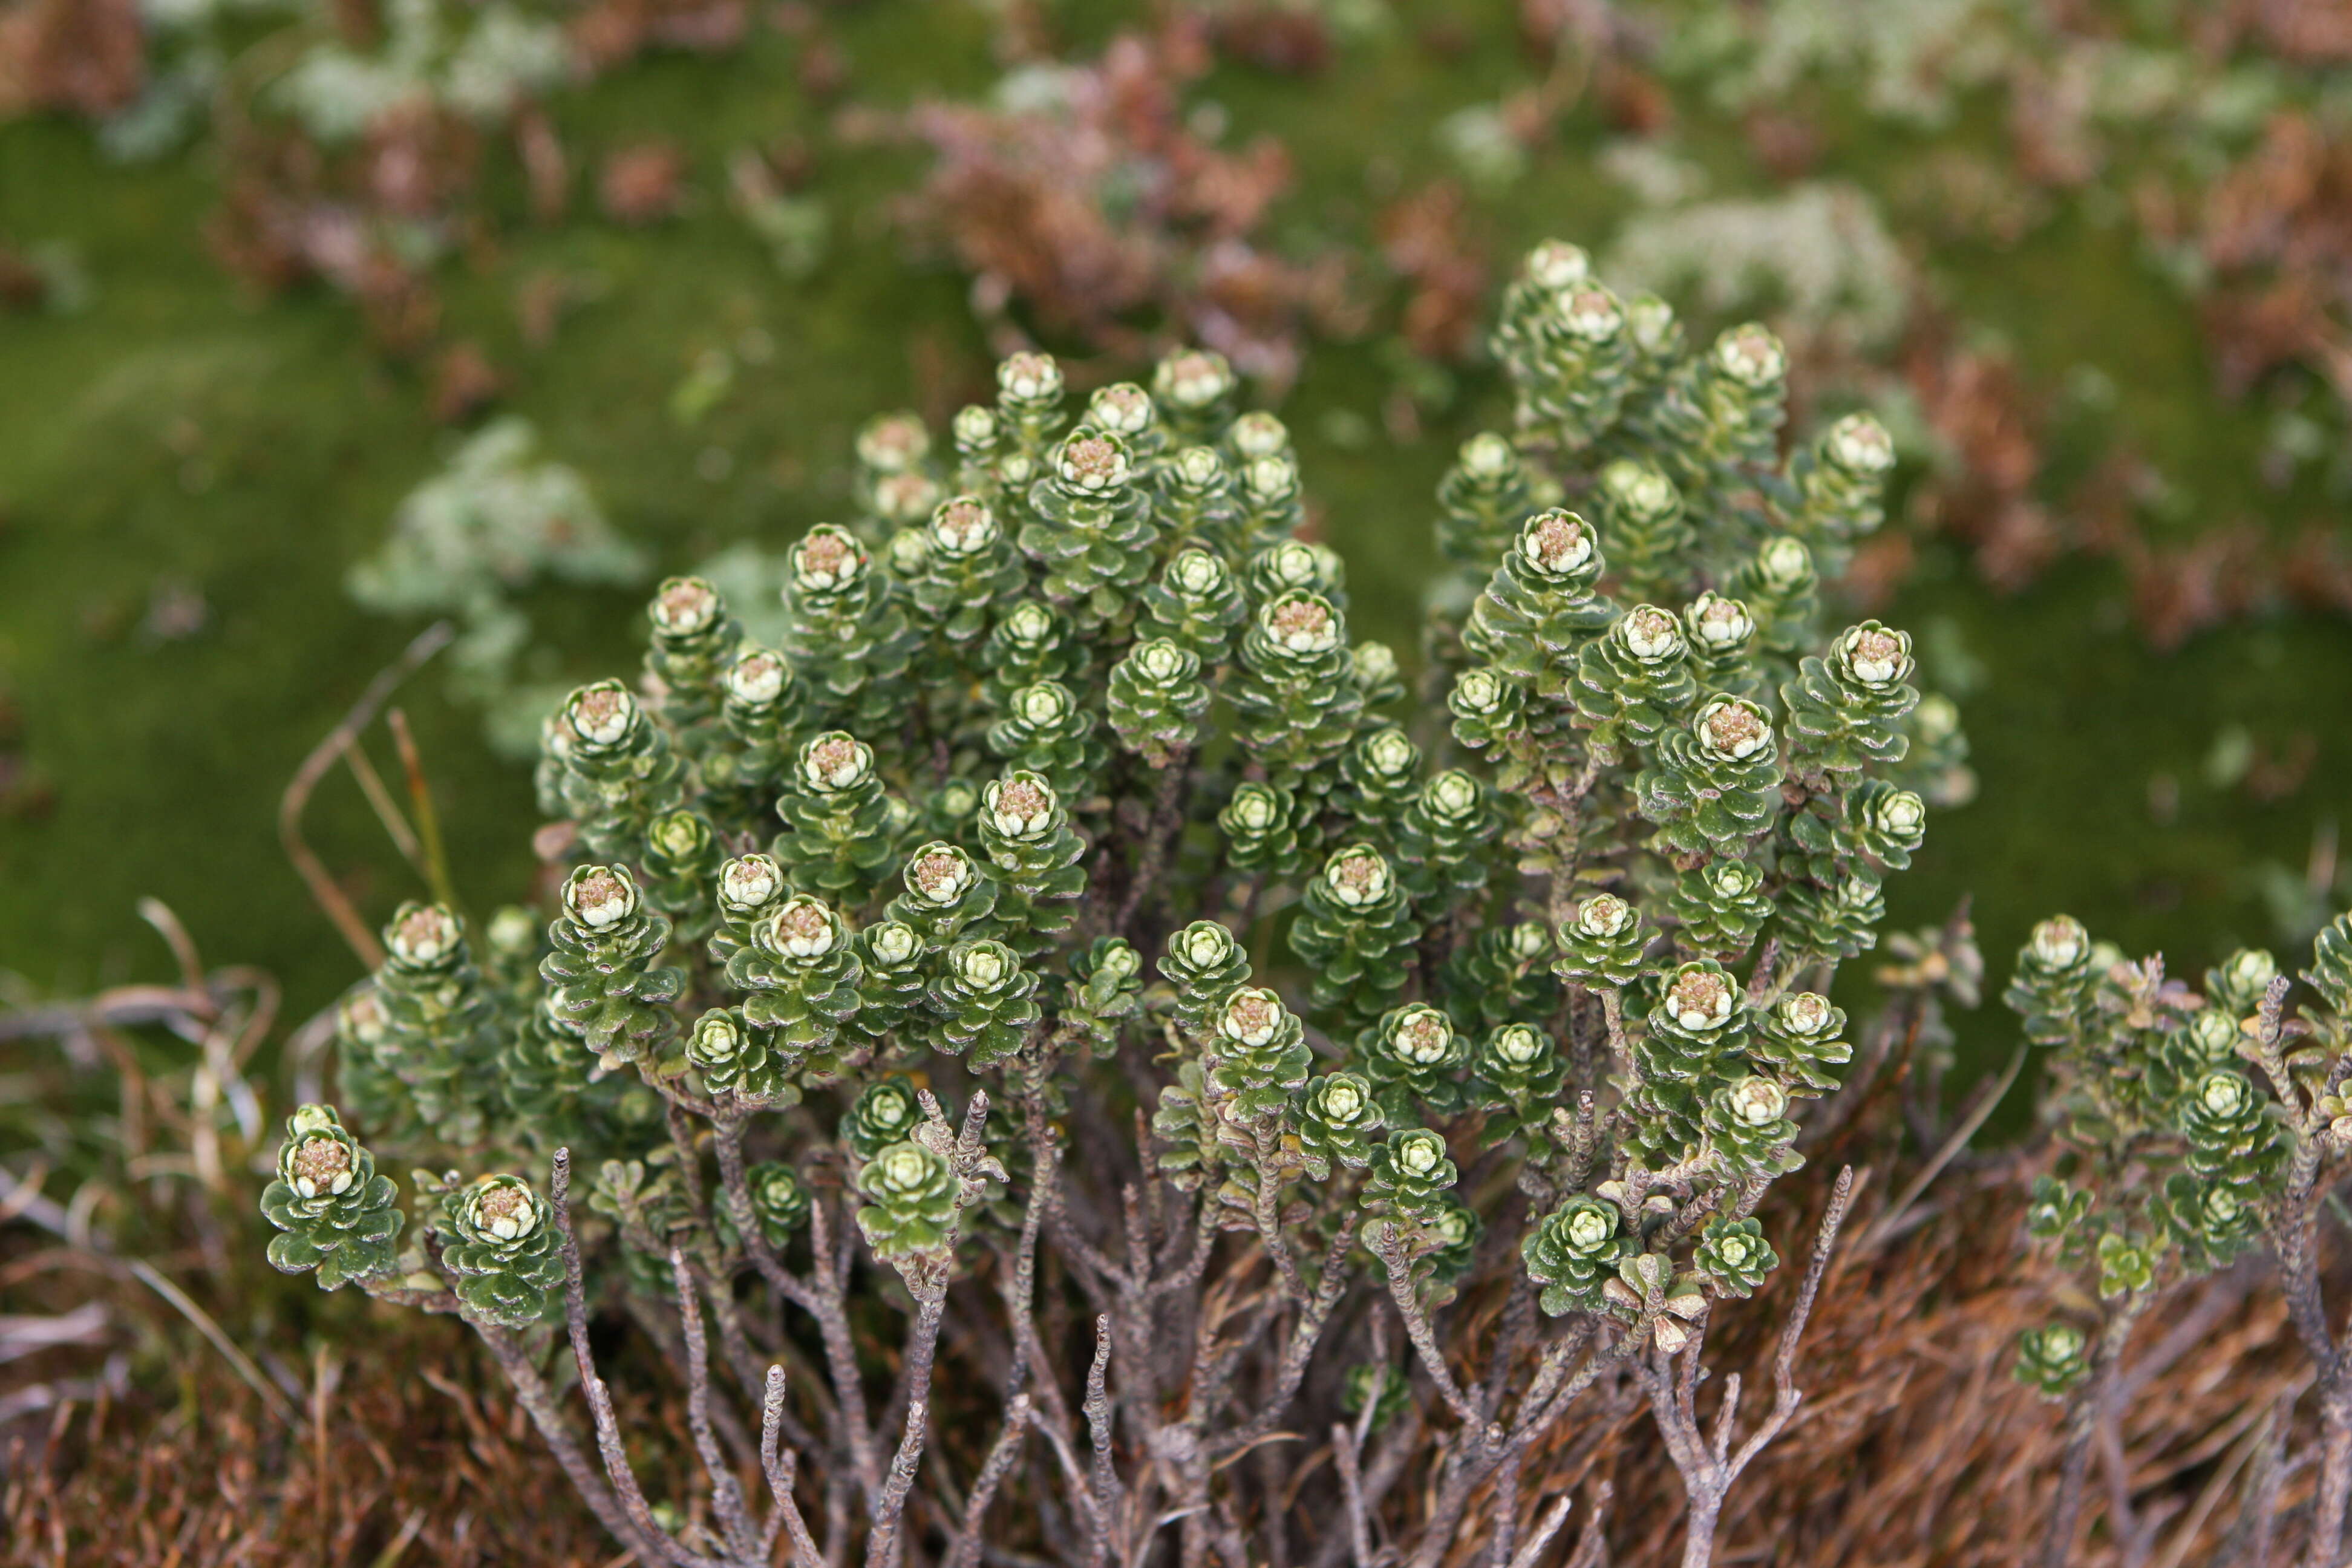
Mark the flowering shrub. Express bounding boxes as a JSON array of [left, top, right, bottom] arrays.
[[262, 240, 1965, 1566]]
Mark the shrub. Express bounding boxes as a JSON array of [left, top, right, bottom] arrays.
[[263, 240, 1960, 1567]]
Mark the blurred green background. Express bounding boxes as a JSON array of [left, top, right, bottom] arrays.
[[2, 0, 2348, 1088]]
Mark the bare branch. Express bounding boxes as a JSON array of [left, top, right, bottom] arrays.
[[944, 1395, 1034, 1568], [671, 1249, 759, 1562]]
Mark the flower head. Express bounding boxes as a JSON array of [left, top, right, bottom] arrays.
[[651, 576, 721, 636], [1620, 604, 1682, 661], [1262, 592, 1339, 655], [1696, 698, 1772, 762], [1526, 240, 1591, 289], [1685, 593, 1754, 652], [1220, 988, 1289, 1048], [2031, 916, 2089, 970], [1085, 382, 1154, 437], [564, 867, 639, 929], [869, 921, 920, 966], [984, 773, 1058, 838], [1714, 323, 1786, 387], [763, 897, 838, 959], [1826, 411, 1895, 475], [1725, 1076, 1788, 1126], [856, 411, 930, 473], [1230, 411, 1290, 459], [720, 855, 783, 916], [1459, 431, 1515, 479], [1167, 548, 1228, 597], [800, 733, 875, 791], [1056, 431, 1131, 492], [388, 903, 462, 965], [725, 648, 788, 707], [565, 681, 638, 747], [1153, 349, 1233, 410], [1519, 509, 1595, 578], [791, 526, 866, 593], [929, 497, 999, 556], [999, 352, 1062, 403], [1599, 460, 1677, 520], [905, 844, 977, 905], [1575, 893, 1634, 939], [1664, 965, 1736, 1031], [1322, 846, 1393, 908]]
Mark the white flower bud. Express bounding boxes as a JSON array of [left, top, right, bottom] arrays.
[[1056, 433, 1129, 492], [1620, 605, 1682, 661], [1459, 431, 1514, 479], [1391, 1006, 1455, 1065], [929, 496, 1000, 557], [875, 472, 941, 525], [389, 904, 461, 965], [1777, 992, 1835, 1039], [856, 411, 930, 473], [1727, 1076, 1788, 1126], [1263, 593, 1339, 654], [1134, 640, 1191, 681], [2031, 917, 2088, 970], [725, 648, 788, 707], [906, 845, 975, 905], [1826, 411, 1895, 475], [1086, 383, 1154, 437], [1230, 411, 1290, 459], [1172, 446, 1224, 487], [1599, 460, 1677, 520], [1019, 682, 1073, 725], [566, 868, 638, 929], [957, 943, 1009, 988], [999, 352, 1062, 403], [986, 774, 1057, 837], [1696, 699, 1771, 762], [1524, 240, 1590, 290], [1556, 287, 1623, 342], [1322, 846, 1392, 907], [1667, 966, 1736, 1031], [1713, 323, 1785, 387], [471, 1178, 540, 1242], [792, 526, 865, 593], [1427, 769, 1480, 818], [1520, 510, 1595, 577], [1625, 292, 1677, 352], [1154, 349, 1233, 409], [1243, 453, 1298, 501], [1575, 893, 1633, 939], [1837, 622, 1910, 687], [720, 855, 782, 915], [1453, 667, 1506, 714], [1756, 537, 1812, 588], [766, 897, 837, 959], [1178, 922, 1237, 970], [871, 922, 919, 965], [650, 577, 721, 636], [801, 733, 874, 791], [2198, 1072, 2250, 1117], [566, 682, 637, 748], [1220, 988, 1286, 1048], [1685, 592, 1754, 652], [1490, 1024, 1546, 1067], [952, 403, 998, 448], [1397, 1132, 1446, 1177], [289, 1135, 355, 1199]]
